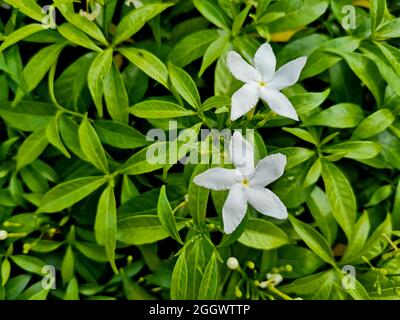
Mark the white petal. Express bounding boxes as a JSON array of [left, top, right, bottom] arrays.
[[193, 168, 238, 191], [231, 83, 259, 121], [269, 57, 307, 91], [259, 87, 299, 121], [246, 187, 288, 219], [250, 153, 287, 187], [254, 43, 276, 81], [229, 131, 254, 176], [227, 51, 262, 83], [223, 183, 248, 234]]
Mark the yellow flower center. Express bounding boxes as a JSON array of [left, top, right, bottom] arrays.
[[242, 178, 250, 187], [259, 81, 267, 87]]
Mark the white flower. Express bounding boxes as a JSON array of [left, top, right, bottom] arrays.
[[0, 230, 8, 240], [267, 273, 283, 285], [193, 131, 288, 234], [226, 43, 307, 121]]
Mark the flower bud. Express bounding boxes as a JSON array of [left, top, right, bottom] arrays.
[[0, 230, 8, 240], [23, 243, 32, 254], [285, 264, 293, 272], [267, 273, 283, 285], [259, 281, 268, 289], [227, 257, 239, 270], [247, 261, 255, 269], [234, 287, 243, 298]]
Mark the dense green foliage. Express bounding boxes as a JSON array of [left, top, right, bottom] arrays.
[[0, 0, 400, 300]]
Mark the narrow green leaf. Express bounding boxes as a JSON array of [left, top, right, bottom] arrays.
[[188, 164, 210, 225], [79, 114, 109, 173], [104, 63, 129, 124], [95, 183, 118, 274], [38, 176, 108, 213], [157, 186, 183, 244], [198, 252, 219, 300], [130, 100, 196, 118], [87, 48, 113, 117], [46, 114, 71, 158], [289, 215, 335, 265], [351, 109, 395, 140], [16, 128, 48, 171], [0, 24, 44, 53], [58, 23, 102, 52], [113, 3, 173, 45], [170, 251, 188, 300], [321, 160, 356, 239]]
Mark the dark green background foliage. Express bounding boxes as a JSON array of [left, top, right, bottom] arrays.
[[0, 0, 399, 300]]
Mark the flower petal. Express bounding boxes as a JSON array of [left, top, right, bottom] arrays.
[[254, 43, 276, 81], [229, 131, 255, 176], [227, 51, 262, 83], [250, 153, 287, 187], [269, 57, 307, 91], [193, 168, 239, 191], [231, 83, 259, 121], [259, 87, 299, 121], [245, 187, 288, 219], [223, 183, 248, 234]]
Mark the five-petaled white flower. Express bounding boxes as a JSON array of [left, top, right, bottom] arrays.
[[227, 43, 307, 121], [193, 131, 288, 234]]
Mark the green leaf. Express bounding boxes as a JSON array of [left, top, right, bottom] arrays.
[[289, 215, 335, 265], [238, 218, 289, 250], [321, 160, 356, 239], [337, 52, 384, 105], [274, 147, 315, 170], [113, 3, 173, 45], [370, 0, 386, 34], [170, 251, 188, 300], [199, 34, 230, 77], [46, 114, 71, 158], [121, 269, 156, 300], [323, 141, 381, 160], [130, 100, 196, 118], [168, 30, 219, 67], [16, 128, 49, 171], [393, 180, 400, 229], [118, 47, 169, 89], [168, 63, 201, 109], [157, 186, 183, 244], [341, 213, 370, 263], [11, 255, 45, 275], [117, 215, 186, 245], [79, 114, 109, 173], [193, 0, 231, 30], [38, 176, 108, 213], [61, 245, 74, 284], [1, 259, 11, 286], [198, 251, 219, 300], [103, 63, 129, 124], [58, 23, 102, 52], [283, 128, 318, 145], [365, 185, 392, 207], [14, 42, 66, 104], [0, 101, 55, 132], [0, 24, 44, 53], [4, 0, 44, 22], [95, 183, 118, 273], [57, 3, 108, 46], [64, 278, 79, 300], [94, 120, 147, 149], [306, 186, 337, 245], [188, 164, 210, 226], [376, 18, 400, 39], [87, 48, 113, 117], [303, 103, 364, 128], [351, 109, 395, 140]]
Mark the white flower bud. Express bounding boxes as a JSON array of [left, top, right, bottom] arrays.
[[227, 257, 239, 270], [0, 230, 8, 240], [267, 273, 283, 285]]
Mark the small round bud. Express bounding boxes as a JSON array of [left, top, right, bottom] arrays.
[[285, 264, 293, 272], [247, 261, 255, 269], [23, 243, 32, 254], [254, 280, 260, 287], [259, 281, 268, 289], [234, 288, 243, 298], [49, 228, 57, 235], [227, 257, 239, 270], [2, 221, 10, 227], [207, 223, 215, 230], [127, 255, 133, 264], [271, 267, 279, 273], [379, 268, 387, 276], [0, 230, 8, 240]]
